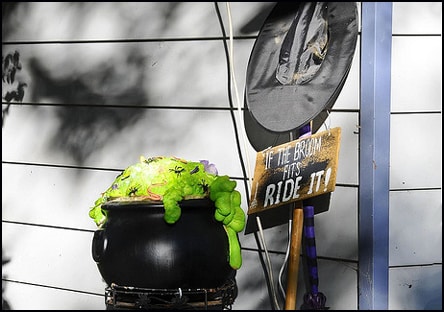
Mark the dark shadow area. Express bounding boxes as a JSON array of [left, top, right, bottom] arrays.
[[238, 3, 276, 35], [245, 194, 331, 234], [2, 2, 187, 167], [27, 54, 149, 165], [2, 2, 26, 38], [2, 250, 11, 310], [2, 50, 27, 127]]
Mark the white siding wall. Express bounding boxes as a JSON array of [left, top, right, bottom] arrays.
[[2, 2, 441, 310], [388, 2, 442, 310]]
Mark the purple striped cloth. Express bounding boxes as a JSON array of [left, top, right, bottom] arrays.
[[301, 205, 328, 310]]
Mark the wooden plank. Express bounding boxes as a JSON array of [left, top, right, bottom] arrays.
[[284, 202, 304, 310]]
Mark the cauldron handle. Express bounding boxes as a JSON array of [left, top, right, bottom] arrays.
[[92, 230, 108, 263]]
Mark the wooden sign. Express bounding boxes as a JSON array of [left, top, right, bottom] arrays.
[[248, 127, 341, 215]]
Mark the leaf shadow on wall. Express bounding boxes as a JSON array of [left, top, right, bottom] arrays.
[[27, 54, 149, 166], [2, 251, 11, 310], [2, 2, 189, 168]]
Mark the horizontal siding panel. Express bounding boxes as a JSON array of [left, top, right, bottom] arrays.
[[389, 190, 442, 266], [314, 258, 358, 310], [241, 186, 358, 261], [233, 250, 281, 310], [314, 187, 359, 261], [3, 3, 222, 41], [333, 112, 359, 185], [391, 36, 441, 112], [2, 223, 107, 295], [392, 2, 442, 34], [2, 281, 104, 310], [218, 2, 276, 37], [2, 160, 251, 233], [2, 164, 120, 230], [6, 2, 354, 42], [3, 41, 235, 108], [235, 251, 358, 310], [2, 2, 281, 42], [332, 38, 361, 111], [390, 114, 442, 189], [241, 217, 290, 254], [2, 106, 248, 177], [389, 265, 442, 310]]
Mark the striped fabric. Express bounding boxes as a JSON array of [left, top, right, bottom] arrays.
[[301, 205, 328, 310]]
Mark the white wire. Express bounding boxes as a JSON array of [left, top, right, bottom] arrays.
[[225, 2, 253, 193], [256, 216, 281, 310], [278, 218, 292, 301], [323, 110, 332, 134], [225, 2, 281, 309]]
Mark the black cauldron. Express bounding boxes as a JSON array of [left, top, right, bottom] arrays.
[[92, 198, 236, 289]]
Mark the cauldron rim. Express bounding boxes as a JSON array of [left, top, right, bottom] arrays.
[[102, 197, 214, 211]]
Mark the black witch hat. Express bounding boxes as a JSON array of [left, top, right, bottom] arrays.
[[244, 2, 359, 151]]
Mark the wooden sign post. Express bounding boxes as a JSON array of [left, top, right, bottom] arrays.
[[285, 201, 304, 309], [247, 127, 341, 309]]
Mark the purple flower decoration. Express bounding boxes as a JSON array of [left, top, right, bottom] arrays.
[[200, 160, 218, 175]]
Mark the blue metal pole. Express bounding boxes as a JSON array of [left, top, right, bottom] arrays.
[[359, 2, 392, 310]]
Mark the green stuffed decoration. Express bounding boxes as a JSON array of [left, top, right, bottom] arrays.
[[89, 156, 246, 270]]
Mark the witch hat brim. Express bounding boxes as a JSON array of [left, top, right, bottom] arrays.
[[244, 93, 331, 151]]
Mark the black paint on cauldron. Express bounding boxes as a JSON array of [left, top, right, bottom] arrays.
[[92, 198, 236, 289]]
